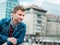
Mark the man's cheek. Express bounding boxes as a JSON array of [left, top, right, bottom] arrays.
[[18, 19, 22, 22]]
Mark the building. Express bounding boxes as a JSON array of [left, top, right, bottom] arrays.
[[23, 5, 60, 45], [0, 0, 7, 20], [0, 0, 19, 19], [41, 14, 60, 45], [5, 0, 19, 17], [46, 14, 60, 35], [23, 5, 47, 35], [23, 5, 47, 45]]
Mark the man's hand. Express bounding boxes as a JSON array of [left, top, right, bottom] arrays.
[[7, 37, 17, 45], [2, 42, 7, 45]]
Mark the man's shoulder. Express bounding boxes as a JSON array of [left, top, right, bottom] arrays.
[[0, 18, 7, 21], [0, 18, 10, 24], [20, 22, 26, 27]]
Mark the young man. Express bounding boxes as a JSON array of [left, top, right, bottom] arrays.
[[0, 6, 26, 45]]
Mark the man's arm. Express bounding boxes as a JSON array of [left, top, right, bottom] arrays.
[[0, 20, 8, 42], [0, 19, 13, 45], [17, 26, 26, 44], [7, 23, 26, 45], [17, 23, 26, 45]]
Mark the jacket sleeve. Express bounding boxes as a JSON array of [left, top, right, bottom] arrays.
[[0, 19, 8, 42], [0, 18, 14, 45], [16, 24, 26, 45]]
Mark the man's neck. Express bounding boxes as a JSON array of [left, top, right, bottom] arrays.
[[12, 18, 18, 26]]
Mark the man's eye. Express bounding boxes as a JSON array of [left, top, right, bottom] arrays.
[[18, 14, 24, 16], [19, 14, 22, 16]]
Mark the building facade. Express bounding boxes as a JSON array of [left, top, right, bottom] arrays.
[[0, 0, 7, 20], [0, 0, 19, 19], [23, 5, 60, 45], [5, 0, 19, 17]]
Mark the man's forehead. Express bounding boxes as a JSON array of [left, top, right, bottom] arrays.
[[16, 10, 25, 14]]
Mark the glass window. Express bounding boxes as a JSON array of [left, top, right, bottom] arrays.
[[37, 20, 41, 23], [37, 14, 41, 18]]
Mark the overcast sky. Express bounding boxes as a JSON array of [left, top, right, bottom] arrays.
[[19, 0, 44, 6], [0, 0, 60, 19], [0, 0, 60, 6], [45, 0, 60, 5], [19, 0, 60, 6]]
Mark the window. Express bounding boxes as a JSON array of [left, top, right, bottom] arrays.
[[37, 14, 41, 18], [37, 20, 41, 23]]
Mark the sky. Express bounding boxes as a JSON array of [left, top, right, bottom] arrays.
[[19, 0, 60, 6], [19, 0, 45, 6], [0, 0, 60, 6], [19, 0, 60, 15], [45, 0, 60, 5], [0, 0, 60, 20], [0, 0, 6, 2]]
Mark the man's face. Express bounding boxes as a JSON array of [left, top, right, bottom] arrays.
[[12, 10, 25, 23]]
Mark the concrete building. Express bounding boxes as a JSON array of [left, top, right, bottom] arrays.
[[41, 14, 60, 45], [45, 14, 60, 36], [46, 14, 58, 35], [23, 5, 47, 45], [24, 5, 47, 35], [23, 5, 60, 45]]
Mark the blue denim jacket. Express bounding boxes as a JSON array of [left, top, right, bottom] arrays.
[[0, 18, 26, 45]]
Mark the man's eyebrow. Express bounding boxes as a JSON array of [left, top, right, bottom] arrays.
[[18, 14, 25, 16], [18, 14, 23, 15], [19, 14, 22, 15]]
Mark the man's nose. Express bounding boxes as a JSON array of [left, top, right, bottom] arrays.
[[21, 16, 24, 19]]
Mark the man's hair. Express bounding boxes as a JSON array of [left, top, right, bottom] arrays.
[[12, 5, 25, 13]]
